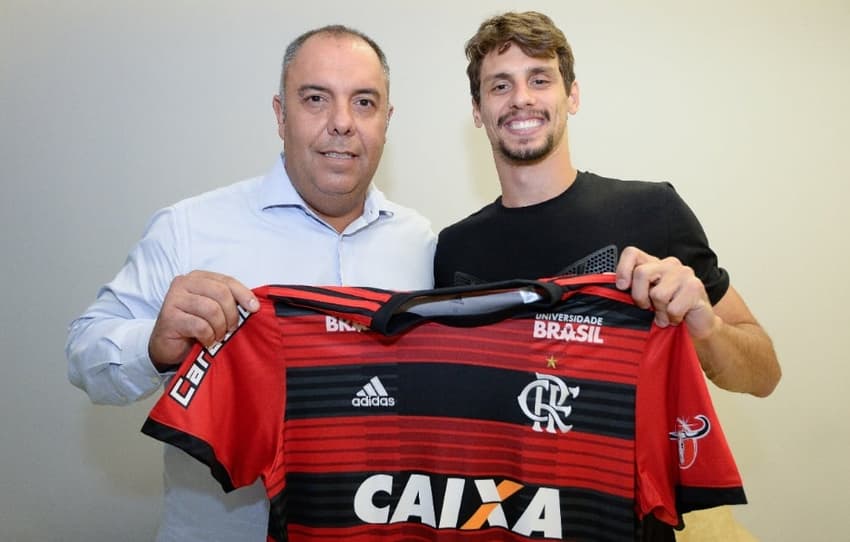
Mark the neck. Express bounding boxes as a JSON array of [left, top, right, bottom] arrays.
[[495, 137, 577, 208], [310, 197, 366, 233]]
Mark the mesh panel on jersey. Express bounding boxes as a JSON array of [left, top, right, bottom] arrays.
[[555, 244, 619, 276], [453, 245, 619, 286]]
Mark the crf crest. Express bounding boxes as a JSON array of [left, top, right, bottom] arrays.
[[668, 415, 711, 469]]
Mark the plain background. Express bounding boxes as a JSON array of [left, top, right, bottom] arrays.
[[2, 1, 848, 540]]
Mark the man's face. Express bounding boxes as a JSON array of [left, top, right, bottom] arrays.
[[274, 33, 392, 222], [473, 43, 577, 163]]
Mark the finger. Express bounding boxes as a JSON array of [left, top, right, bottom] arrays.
[[663, 276, 707, 326], [173, 290, 230, 344], [629, 263, 664, 310], [186, 271, 259, 316], [149, 300, 217, 368], [614, 246, 642, 289], [168, 274, 231, 337], [615, 246, 660, 291], [181, 273, 249, 333], [221, 275, 260, 314], [175, 308, 218, 347], [648, 286, 672, 327]]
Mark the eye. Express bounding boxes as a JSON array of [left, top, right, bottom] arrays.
[[354, 97, 376, 108], [530, 77, 551, 88], [491, 82, 510, 94], [303, 94, 327, 106]]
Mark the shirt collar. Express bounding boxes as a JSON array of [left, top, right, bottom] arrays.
[[255, 154, 394, 227]]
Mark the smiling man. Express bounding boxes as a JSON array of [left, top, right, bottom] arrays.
[[435, 11, 778, 399], [433, 14, 779, 538], [67, 25, 435, 541], [273, 31, 392, 232], [434, 10, 780, 538]]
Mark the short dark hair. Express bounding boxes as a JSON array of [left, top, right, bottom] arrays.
[[465, 11, 575, 104], [278, 25, 390, 108]]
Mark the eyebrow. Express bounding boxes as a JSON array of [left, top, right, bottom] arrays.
[[297, 84, 383, 99], [484, 66, 556, 83], [527, 66, 556, 78]]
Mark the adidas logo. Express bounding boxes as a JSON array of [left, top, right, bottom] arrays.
[[352, 376, 396, 408]]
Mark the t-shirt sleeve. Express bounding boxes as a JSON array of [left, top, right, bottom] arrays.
[[635, 323, 747, 526], [661, 184, 730, 305], [141, 292, 284, 493]]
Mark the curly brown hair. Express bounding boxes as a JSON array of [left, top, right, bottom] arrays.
[[465, 11, 575, 105]]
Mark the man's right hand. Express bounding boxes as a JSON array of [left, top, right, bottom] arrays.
[[148, 271, 260, 371]]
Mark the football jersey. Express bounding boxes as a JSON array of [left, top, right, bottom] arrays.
[[142, 274, 745, 542]]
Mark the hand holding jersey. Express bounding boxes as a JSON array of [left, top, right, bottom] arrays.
[[615, 246, 777, 397], [615, 246, 719, 333], [149, 270, 260, 371]]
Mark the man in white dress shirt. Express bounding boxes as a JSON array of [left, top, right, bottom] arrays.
[[66, 25, 435, 541]]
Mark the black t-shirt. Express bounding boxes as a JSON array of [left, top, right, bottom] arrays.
[[434, 171, 729, 305]]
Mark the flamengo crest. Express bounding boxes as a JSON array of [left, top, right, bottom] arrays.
[[517, 373, 580, 433]]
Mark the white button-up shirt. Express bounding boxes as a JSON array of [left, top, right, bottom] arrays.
[[66, 155, 436, 541]]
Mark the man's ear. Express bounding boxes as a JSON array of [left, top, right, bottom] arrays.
[[472, 98, 483, 128], [567, 81, 580, 114], [272, 94, 285, 125], [386, 104, 394, 132]]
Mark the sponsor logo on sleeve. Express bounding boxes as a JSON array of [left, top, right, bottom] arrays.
[[668, 415, 711, 469], [167, 304, 251, 408]]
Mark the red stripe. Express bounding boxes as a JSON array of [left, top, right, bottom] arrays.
[[336, 286, 395, 303], [282, 417, 634, 497], [280, 320, 648, 380], [285, 522, 547, 542], [266, 286, 385, 313]]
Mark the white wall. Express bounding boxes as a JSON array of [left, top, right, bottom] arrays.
[[2, 1, 848, 540]]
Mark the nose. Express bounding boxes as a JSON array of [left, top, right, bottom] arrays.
[[328, 101, 354, 136], [511, 81, 535, 108]]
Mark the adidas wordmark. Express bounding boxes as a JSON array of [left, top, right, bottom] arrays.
[[352, 376, 396, 407]]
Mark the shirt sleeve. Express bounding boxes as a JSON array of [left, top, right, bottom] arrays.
[[661, 184, 730, 305], [636, 323, 746, 526], [141, 294, 284, 494], [65, 206, 185, 405]]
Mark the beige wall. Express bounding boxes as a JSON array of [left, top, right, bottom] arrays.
[[2, 1, 848, 540]]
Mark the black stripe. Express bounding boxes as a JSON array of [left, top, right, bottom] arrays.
[[273, 299, 374, 321], [269, 471, 635, 541], [140, 419, 235, 492], [549, 293, 654, 330], [677, 485, 747, 513], [286, 363, 635, 440]]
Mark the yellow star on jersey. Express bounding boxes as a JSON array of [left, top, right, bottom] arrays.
[[546, 355, 558, 369]]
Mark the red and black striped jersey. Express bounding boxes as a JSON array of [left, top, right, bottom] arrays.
[[142, 274, 745, 541]]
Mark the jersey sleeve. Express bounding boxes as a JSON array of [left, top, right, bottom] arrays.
[[141, 292, 284, 493], [635, 323, 746, 526]]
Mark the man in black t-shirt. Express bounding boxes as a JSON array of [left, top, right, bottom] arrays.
[[434, 12, 781, 539], [434, 11, 780, 399]]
